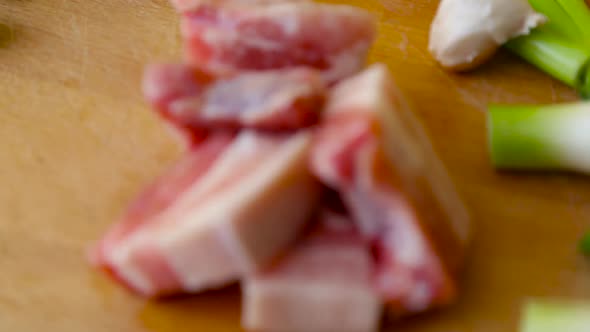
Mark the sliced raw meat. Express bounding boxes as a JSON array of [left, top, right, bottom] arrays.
[[181, 3, 376, 83], [143, 64, 326, 133], [310, 64, 471, 315], [91, 131, 320, 297], [170, 0, 308, 13], [243, 210, 381, 332], [142, 63, 212, 113], [168, 68, 326, 131], [90, 133, 234, 293], [142, 63, 214, 145]]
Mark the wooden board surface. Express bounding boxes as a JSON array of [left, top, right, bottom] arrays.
[[1, 0, 589, 331]]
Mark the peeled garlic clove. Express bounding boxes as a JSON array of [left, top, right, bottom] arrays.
[[429, 0, 546, 71]]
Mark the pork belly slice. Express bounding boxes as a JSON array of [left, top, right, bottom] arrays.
[[142, 64, 326, 135], [142, 63, 214, 146], [310, 64, 471, 315], [168, 67, 326, 131], [91, 131, 320, 297], [243, 211, 381, 332], [142, 63, 212, 113], [181, 3, 376, 83], [170, 0, 309, 13]]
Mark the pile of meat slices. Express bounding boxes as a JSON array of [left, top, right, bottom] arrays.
[[90, 0, 471, 331]]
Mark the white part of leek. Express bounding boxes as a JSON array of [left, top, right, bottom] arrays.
[[521, 300, 590, 332]]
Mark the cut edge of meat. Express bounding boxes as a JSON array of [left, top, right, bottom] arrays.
[[313, 63, 471, 315], [167, 67, 327, 132], [95, 131, 320, 296], [372, 63, 471, 268], [243, 282, 381, 332], [157, 130, 320, 291], [142, 63, 211, 112], [89, 133, 235, 296], [345, 139, 459, 314], [180, 3, 377, 83], [309, 112, 376, 188], [242, 210, 382, 332], [169, 0, 311, 13], [326, 63, 471, 267], [322, 40, 375, 85]]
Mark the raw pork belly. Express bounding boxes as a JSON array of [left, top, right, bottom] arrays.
[[142, 63, 212, 113], [169, 0, 309, 13], [143, 64, 326, 133], [310, 64, 471, 314], [92, 131, 320, 297], [142, 63, 214, 145], [181, 3, 376, 83], [243, 211, 381, 332]]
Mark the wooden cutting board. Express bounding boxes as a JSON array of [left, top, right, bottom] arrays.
[[1, 0, 589, 331]]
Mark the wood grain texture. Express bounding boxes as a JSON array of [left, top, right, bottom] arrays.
[[0, 0, 588, 331]]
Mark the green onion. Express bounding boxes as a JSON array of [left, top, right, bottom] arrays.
[[528, 0, 583, 43], [580, 231, 590, 255], [488, 101, 590, 173], [505, 30, 590, 88], [521, 300, 590, 332], [554, 0, 590, 44], [508, 1, 590, 94]]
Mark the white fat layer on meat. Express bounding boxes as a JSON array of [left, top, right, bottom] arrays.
[[202, 29, 222, 45], [386, 203, 428, 268], [243, 281, 381, 332], [165, 131, 303, 230], [241, 37, 283, 51], [202, 70, 318, 123], [272, 246, 372, 282], [310, 155, 337, 187], [243, 85, 315, 123], [141, 71, 162, 102], [344, 189, 384, 236], [163, 222, 241, 291], [200, 130, 308, 231], [157, 132, 311, 289], [251, 2, 371, 38], [168, 131, 275, 212], [550, 107, 590, 172], [172, 0, 311, 12], [405, 281, 433, 312], [327, 63, 386, 117], [330, 64, 424, 171], [310, 120, 370, 188], [280, 14, 300, 36], [428, 0, 546, 68], [108, 248, 155, 296], [323, 42, 370, 83], [251, 2, 311, 17], [105, 132, 276, 290]]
